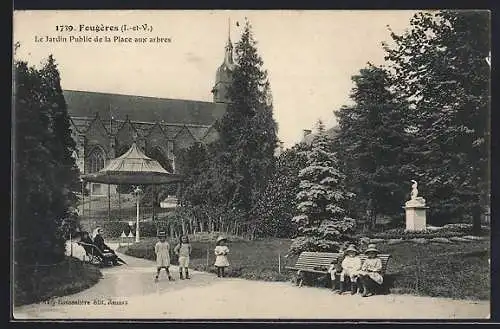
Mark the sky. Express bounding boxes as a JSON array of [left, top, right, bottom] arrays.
[[13, 10, 417, 148]]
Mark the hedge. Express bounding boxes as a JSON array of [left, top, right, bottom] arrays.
[[366, 228, 467, 240], [102, 221, 159, 239]]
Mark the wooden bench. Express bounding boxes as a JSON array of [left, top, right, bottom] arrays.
[[77, 241, 116, 266], [286, 251, 392, 289], [285, 252, 340, 287]]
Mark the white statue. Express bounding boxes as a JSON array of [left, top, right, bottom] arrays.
[[405, 179, 425, 207], [410, 180, 418, 200]]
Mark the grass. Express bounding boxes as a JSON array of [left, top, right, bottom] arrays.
[[380, 240, 490, 300], [118, 236, 490, 300], [117, 236, 294, 281], [13, 257, 102, 307]]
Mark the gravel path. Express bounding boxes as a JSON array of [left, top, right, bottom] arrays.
[[13, 242, 490, 320]]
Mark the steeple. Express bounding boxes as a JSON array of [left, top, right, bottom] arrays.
[[224, 18, 234, 67], [211, 18, 236, 103]]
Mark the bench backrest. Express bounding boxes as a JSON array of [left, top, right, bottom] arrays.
[[294, 252, 340, 272], [294, 252, 391, 274], [78, 241, 103, 257], [358, 254, 391, 275]]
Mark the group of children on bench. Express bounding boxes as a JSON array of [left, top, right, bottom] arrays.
[[328, 243, 383, 297]]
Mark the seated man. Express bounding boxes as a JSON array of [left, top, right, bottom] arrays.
[[78, 231, 111, 263], [92, 228, 126, 265]]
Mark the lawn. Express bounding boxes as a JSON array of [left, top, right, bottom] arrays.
[[379, 240, 490, 300], [14, 257, 102, 307], [118, 236, 490, 300], [118, 236, 293, 281]]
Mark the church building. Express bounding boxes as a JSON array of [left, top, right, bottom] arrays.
[[68, 31, 235, 196]]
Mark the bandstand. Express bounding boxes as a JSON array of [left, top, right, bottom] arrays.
[[81, 141, 182, 242]]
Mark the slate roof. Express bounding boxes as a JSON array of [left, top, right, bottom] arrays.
[[63, 90, 227, 126]]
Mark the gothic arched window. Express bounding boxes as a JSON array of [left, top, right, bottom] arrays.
[[88, 147, 106, 173]]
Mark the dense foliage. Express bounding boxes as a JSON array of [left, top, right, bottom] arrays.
[[14, 54, 81, 265], [382, 11, 490, 231], [289, 121, 356, 254], [335, 11, 490, 232], [252, 143, 308, 238], [178, 19, 278, 238], [334, 65, 410, 228]]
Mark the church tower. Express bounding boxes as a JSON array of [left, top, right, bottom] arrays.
[[211, 19, 235, 103]]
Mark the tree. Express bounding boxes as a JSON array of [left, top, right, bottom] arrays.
[[14, 54, 81, 266], [383, 10, 490, 232], [15, 61, 59, 264], [140, 147, 177, 208], [289, 121, 356, 255], [252, 143, 308, 238], [334, 64, 411, 228], [211, 18, 278, 233], [175, 142, 234, 234], [176, 20, 278, 237], [39, 55, 81, 242]]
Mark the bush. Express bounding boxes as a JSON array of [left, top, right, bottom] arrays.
[[14, 257, 102, 306], [140, 221, 159, 238], [366, 227, 470, 240], [102, 221, 161, 239], [102, 222, 130, 238]]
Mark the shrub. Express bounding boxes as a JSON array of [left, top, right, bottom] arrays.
[[366, 227, 471, 240], [102, 222, 130, 238], [14, 257, 102, 306], [140, 222, 158, 238], [102, 221, 162, 239]]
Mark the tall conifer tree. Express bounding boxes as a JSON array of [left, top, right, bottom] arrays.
[[289, 121, 355, 254], [215, 19, 278, 223]]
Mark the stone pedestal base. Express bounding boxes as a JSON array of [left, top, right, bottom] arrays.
[[404, 206, 428, 231]]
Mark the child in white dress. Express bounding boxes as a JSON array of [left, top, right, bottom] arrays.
[[154, 231, 173, 282], [214, 236, 229, 278], [338, 244, 362, 294]]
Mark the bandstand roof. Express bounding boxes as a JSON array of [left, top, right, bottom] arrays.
[[82, 142, 183, 185]]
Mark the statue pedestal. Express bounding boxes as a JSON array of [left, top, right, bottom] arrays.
[[404, 198, 428, 232]]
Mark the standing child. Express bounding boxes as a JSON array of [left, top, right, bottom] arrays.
[[214, 236, 229, 278], [154, 231, 174, 282], [338, 244, 362, 295], [328, 257, 343, 292], [174, 235, 192, 280]]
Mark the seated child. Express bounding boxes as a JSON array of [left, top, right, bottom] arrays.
[[338, 244, 362, 295], [358, 244, 384, 297]]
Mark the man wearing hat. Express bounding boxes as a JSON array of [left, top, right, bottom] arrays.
[[154, 231, 173, 282], [338, 244, 362, 294], [359, 244, 383, 297], [214, 236, 230, 278]]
